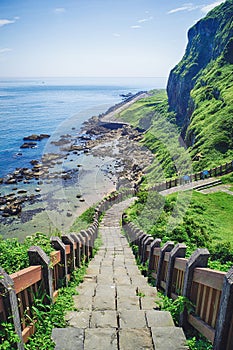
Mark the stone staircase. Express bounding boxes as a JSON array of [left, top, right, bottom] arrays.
[[52, 199, 188, 349]]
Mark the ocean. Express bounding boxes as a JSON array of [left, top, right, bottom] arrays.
[[0, 77, 166, 239], [0, 77, 166, 178]]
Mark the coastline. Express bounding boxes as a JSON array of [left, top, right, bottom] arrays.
[[0, 91, 153, 240]]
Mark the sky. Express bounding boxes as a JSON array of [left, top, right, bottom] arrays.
[[0, 0, 226, 78]]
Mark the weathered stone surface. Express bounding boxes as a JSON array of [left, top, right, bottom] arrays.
[[90, 310, 118, 328], [116, 285, 137, 298], [93, 286, 116, 310], [119, 328, 154, 349], [137, 285, 157, 297], [65, 311, 90, 328], [117, 296, 140, 310], [151, 327, 188, 350], [52, 328, 84, 350], [52, 198, 187, 349], [119, 310, 147, 328], [76, 283, 96, 297], [140, 296, 159, 310], [84, 328, 118, 350], [83, 275, 97, 283], [130, 275, 147, 286], [86, 266, 100, 275], [114, 275, 132, 285], [73, 294, 93, 311], [146, 310, 174, 327]]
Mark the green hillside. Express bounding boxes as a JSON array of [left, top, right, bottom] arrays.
[[118, 0, 233, 180], [186, 56, 233, 170]]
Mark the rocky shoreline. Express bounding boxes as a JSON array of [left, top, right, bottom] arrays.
[[0, 91, 153, 227]]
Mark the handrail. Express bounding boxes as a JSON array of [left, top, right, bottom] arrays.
[[123, 220, 233, 350], [0, 188, 135, 348], [145, 160, 233, 192]]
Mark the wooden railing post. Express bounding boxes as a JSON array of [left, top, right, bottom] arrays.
[[86, 228, 94, 258], [148, 239, 161, 271], [180, 248, 210, 328], [0, 268, 24, 350], [80, 230, 90, 261], [28, 246, 53, 302], [156, 241, 174, 289], [70, 233, 82, 267], [61, 235, 75, 273], [50, 237, 68, 286], [141, 236, 154, 264], [214, 267, 233, 350], [165, 243, 187, 297]]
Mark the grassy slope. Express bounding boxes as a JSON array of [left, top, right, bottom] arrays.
[[188, 191, 233, 244], [125, 188, 233, 265], [186, 57, 233, 171], [117, 90, 192, 186]]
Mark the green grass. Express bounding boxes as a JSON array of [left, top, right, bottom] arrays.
[[125, 188, 233, 267], [187, 58, 233, 171], [190, 191, 233, 244], [69, 205, 96, 232]]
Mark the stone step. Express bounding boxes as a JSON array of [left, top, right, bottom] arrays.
[[52, 198, 187, 350], [65, 309, 175, 329], [52, 325, 188, 350], [151, 327, 188, 350]]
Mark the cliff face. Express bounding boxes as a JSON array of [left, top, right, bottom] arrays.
[[167, 0, 233, 131]]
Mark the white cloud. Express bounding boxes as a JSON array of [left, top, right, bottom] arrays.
[[54, 8, 66, 14], [168, 1, 225, 15], [138, 16, 153, 23], [201, 1, 225, 14], [113, 33, 120, 37], [168, 3, 202, 14], [0, 19, 16, 27], [0, 48, 12, 54], [131, 25, 141, 29]]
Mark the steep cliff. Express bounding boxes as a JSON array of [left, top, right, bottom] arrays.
[[167, 0, 233, 131], [117, 1, 233, 178]]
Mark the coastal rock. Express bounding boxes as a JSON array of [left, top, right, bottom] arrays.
[[3, 203, 22, 216], [23, 134, 50, 141], [20, 142, 37, 149], [5, 177, 17, 185]]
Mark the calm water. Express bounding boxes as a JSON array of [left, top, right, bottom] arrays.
[[0, 77, 166, 177], [0, 77, 166, 239]]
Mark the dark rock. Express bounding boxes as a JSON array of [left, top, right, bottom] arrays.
[[3, 203, 22, 215], [23, 134, 50, 141], [20, 142, 37, 149]]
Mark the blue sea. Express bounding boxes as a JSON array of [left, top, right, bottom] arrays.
[[0, 77, 166, 239], [0, 77, 166, 178]]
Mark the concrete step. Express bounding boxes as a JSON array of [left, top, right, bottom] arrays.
[[151, 326, 188, 350], [52, 198, 187, 350], [52, 328, 84, 350], [52, 325, 188, 350]]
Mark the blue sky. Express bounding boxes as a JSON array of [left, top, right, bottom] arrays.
[[0, 0, 226, 78]]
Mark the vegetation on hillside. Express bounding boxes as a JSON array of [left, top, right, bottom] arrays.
[[115, 1, 233, 180], [186, 57, 233, 170], [125, 188, 233, 270], [118, 90, 193, 186]]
